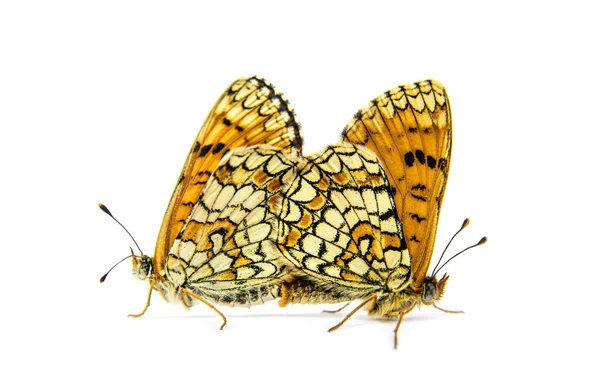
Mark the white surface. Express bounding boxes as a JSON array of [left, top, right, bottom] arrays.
[[1, 1, 598, 383]]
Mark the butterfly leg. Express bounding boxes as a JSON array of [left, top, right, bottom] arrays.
[[328, 296, 376, 333], [128, 283, 153, 318], [181, 288, 227, 330], [322, 302, 351, 314], [392, 312, 405, 349], [433, 303, 464, 314]]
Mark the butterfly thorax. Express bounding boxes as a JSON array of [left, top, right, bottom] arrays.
[[368, 291, 418, 318], [131, 254, 183, 305], [368, 274, 449, 318]]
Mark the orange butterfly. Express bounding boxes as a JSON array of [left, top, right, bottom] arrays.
[[101, 77, 303, 328], [342, 80, 485, 340], [342, 80, 452, 305], [276, 80, 485, 347]]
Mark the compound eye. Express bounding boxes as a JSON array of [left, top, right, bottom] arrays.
[[140, 262, 151, 278], [423, 281, 436, 301], [134, 257, 152, 280]]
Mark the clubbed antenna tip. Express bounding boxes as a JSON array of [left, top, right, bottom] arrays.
[[98, 203, 112, 217]]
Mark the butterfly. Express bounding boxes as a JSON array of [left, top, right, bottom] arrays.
[[276, 80, 484, 346], [342, 80, 451, 293], [101, 77, 303, 329]]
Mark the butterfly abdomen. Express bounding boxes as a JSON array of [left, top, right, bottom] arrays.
[[199, 284, 282, 308], [278, 276, 371, 307]]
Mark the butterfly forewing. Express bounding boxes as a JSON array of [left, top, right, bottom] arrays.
[[342, 80, 451, 287], [155, 77, 303, 274], [166, 145, 299, 307], [276, 144, 411, 300]]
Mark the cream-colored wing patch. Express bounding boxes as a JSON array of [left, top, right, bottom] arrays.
[[155, 77, 303, 274], [166, 145, 299, 307], [276, 144, 411, 298], [341, 80, 451, 287]]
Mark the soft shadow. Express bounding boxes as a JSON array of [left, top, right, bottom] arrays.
[[141, 310, 449, 324]]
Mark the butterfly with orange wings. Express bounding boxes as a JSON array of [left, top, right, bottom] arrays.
[[100, 77, 303, 329], [276, 80, 485, 347]]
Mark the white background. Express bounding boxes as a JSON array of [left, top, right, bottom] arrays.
[[1, 1, 598, 383]]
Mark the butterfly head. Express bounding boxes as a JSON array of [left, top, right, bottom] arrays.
[[132, 254, 153, 281], [421, 273, 449, 305]]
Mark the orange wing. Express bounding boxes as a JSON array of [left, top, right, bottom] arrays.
[[341, 80, 451, 288], [154, 77, 303, 274]]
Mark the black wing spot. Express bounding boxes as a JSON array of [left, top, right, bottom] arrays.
[[410, 213, 426, 223], [222, 118, 232, 126], [410, 193, 427, 202], [199, 144, 213, 157], [404, 152, 415, 167], [235, 125, 244, 132], [192, 142, 200, 154], [212, 142, 225, 154], [408, 127, 418, 133], [415, 150, 425, 164], [196, 170, 212, 178], [427, 155, 437, 169]]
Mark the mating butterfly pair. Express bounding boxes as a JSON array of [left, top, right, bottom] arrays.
[[100, 77, 485, 347]]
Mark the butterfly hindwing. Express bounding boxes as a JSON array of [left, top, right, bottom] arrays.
[[166, 145, 299, 307], [155, 77, 303, 274], [276, 144, 411, 299], [341, 80, 451, 287]]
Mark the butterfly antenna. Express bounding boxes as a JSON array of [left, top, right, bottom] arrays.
[[431, 218, 470, 276], [99, 251, 135, 283], [98, 203, 144, 255], [433, 237, 487, 276]]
